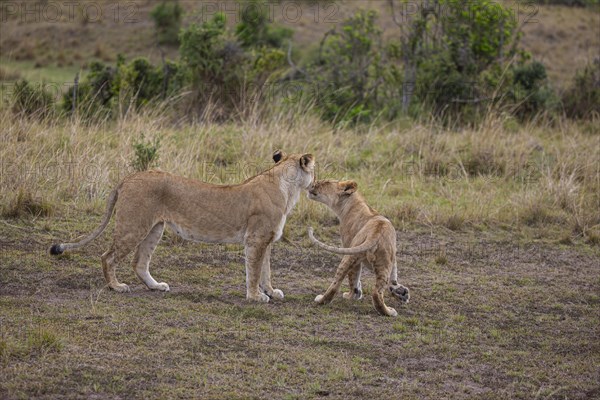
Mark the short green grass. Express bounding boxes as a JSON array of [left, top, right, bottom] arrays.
[[1, 216, 598, 399]]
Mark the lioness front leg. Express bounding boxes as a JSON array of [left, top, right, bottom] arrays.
[[245, 236, 271, 303], [343, 263, 363, 300], [132, 222, 170, 292], [315, 256, 359, 305], [259, 244, 284, 300]]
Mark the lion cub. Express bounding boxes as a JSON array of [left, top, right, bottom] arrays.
[[308, 180, 409, 316]]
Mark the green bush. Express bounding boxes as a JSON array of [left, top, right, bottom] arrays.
[[150, 1, 183, 45], [179, 12, 288, 118], [11, 79, 54, 118], [511, 61, 558, 118], [562, 60, 600, 119], [235, 0, 293, 49], [131, 135, 161, 172], [309, 10, 387, 125], [63, 57, 184, 119], [119, 58, 164, 107]]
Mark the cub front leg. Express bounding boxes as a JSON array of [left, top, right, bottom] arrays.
[[244, 237, 271, 303], [259, 244, 284, 300]]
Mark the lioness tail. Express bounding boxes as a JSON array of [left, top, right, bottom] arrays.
[[307, 227, 378, 255], [49, 187, 119, 255]]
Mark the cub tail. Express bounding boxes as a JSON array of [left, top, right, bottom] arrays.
[[307, 227, 378, 255]]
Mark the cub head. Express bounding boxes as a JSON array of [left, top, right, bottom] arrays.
[[308, 179, 357, 207], [272, 149, 315, 189]]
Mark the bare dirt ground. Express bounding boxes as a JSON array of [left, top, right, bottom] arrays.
[[1, 216, 598, 399]]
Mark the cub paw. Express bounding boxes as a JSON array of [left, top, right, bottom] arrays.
[[314, 294, 324, 304], [390, 284, 410, 303], [271, 289, 284, 300], [343, 286, 363, 300], [111, 283, 130, 293], [153, 282, 170, 292], [386, 307, 398, 317]]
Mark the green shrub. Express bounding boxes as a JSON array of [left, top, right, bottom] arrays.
[[310, 10, 387, 125], [511, 61, 558, 118], [62, 61, 116, 119], [150, 1, 183, 45], [562, 60, 600, 119], [119, 57, 164, 107], [131, 135, 161, 172], [235, 0, 293, 49], [11, 79, 54, 118], [179, 12, 288, 118]]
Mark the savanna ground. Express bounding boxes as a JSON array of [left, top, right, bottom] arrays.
[[0, 109, 599, 399]]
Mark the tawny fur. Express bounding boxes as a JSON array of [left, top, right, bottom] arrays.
[[50, 150, 315, 302], [307, 180, 410, 316]]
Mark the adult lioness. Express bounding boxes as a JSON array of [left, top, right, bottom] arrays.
[[50, 150, 315, 302], [307, 180, 409, 316]]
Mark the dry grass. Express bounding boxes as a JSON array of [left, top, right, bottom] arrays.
[[0, 104, 598, 243]]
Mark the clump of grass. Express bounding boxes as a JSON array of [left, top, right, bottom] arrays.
[[0, 329, 63, 360], [0, 66, 21, 81], [26, 328, 63, 355], [435, 253, 448, 265], [445, 214, 465, 231], [2, 188, 54, 218]]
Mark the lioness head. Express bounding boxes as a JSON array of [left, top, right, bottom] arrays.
[[308, 179, 357, 207], [272, 149, 316, 190]]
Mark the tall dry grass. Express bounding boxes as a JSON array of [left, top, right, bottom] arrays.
[[1, 104, 598, 242]]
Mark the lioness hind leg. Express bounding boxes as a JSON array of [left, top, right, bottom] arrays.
[[101, 250, 130, 293], [315, 256, 359, 305], [343, 263, 363, 300], [132, 222, 169, 292], [259, 244, 284, 300], [372, 263, 397, 317], [102, 220, 154, 293]]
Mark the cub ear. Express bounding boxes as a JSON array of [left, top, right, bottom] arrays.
[[273, 149, 286, 163], [340, 180, 357, 195], [300, 154, 315, 171]]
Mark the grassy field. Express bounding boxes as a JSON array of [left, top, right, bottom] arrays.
[[1, 209, 599, 399], [0, 108, 599, 398]]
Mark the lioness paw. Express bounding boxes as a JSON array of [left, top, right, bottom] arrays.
[[111, 283, 130, 293], [314, 294, 324, 304], [386, 307, 398, 317], [153, 282, 170, 292], [271, 289, 284, 299]]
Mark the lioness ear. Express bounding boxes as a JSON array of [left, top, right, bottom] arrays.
[[300, 154, 315, 171], [340, 180, 357, 195], [273, 149, 285, 163]]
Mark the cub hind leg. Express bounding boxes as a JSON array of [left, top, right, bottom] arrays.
[[343, 263, 363, 300], [315, 256, 359, 305], [132, 222, 170, 292], [372, 261, 397, 317], [389, 260, 410, 303]]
